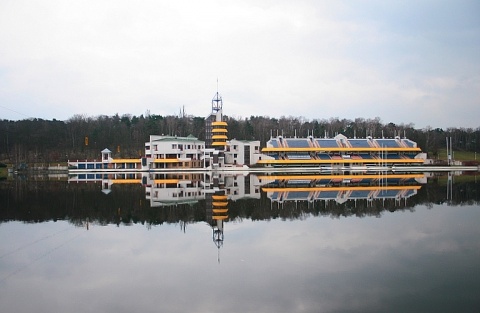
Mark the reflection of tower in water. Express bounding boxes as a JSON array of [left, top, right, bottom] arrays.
[[204, 87, 228, 250], [205, 173, 228, 263]]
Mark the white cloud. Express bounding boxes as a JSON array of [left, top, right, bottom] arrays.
[[0, 0, 478, 128]]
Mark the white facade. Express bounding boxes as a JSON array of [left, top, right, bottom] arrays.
[[143, 135, 263, 168], [225, 139, 261, 166], [145, 135, 205, 160]]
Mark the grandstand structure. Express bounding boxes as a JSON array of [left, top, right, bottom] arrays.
[[257, 133, 426, 168]]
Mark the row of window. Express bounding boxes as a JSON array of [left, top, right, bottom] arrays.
[[171, 144, 204, 150], [145, 144, 205, 151]]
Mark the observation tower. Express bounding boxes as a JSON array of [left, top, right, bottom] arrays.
[[205, 91, 228, 150]]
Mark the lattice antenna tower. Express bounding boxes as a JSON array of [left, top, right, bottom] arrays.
[[212, 78, 223, 114]]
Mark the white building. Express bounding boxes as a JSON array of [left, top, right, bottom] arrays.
[[224, 139, 262, 167], [145, 135, 206, 169], [144, 135, 262, 169]]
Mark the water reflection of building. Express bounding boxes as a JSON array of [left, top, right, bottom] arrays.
[[204, 173, 228, 262], [68, 172, 426, 208], [259, 173, 426, 206], [69, 171, 426, 211], [145, 173, 205, 207], [68, 172, 426, 258], [68, 171, 261, 205], [69, 172, 144, 194], [142, 172, 260, 207], [69, 172, 261, 258]]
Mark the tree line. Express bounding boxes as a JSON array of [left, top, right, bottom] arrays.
[[1, 113, 479, 164]]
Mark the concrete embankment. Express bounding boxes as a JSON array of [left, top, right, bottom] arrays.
[[6, 165, 69, 175], [65, 165, 480, 174], [391, 165, 480, 172], [29, 166, 69, 173]]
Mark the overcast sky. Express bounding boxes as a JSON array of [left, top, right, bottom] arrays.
[[0, 0, 479, 129]]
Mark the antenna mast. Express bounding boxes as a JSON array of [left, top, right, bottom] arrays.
[[212, 79, 223, 114]]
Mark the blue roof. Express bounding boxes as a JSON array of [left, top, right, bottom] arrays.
[[286, 139, 310, 148], [317, 139, 339, 148], [402, 139, 416, 147], [375, 139, 400, 148], [348, 139, 371, 148], [270, 139, 279, 147]]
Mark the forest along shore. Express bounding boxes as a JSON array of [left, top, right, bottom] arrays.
[[1, 116, 478, 163]]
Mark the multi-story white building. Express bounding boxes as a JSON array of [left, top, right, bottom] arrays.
[[144, 135, 206, 169], [143, 135, 262, 170]]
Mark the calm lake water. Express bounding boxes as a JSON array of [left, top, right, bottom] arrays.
[[1, 172, 479, 313]]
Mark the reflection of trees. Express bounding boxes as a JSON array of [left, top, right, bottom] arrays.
[[0, 177, 479, 226], [422, 175, 480, 206]]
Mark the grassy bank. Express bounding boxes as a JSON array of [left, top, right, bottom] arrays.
[[432, 149, 478, 162], [435, 173, 480, 185]]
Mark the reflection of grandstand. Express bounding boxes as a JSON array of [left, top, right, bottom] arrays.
[[258, 134, 426, 168], [266, 186, 420, 204], [260, 173, 425, 204]]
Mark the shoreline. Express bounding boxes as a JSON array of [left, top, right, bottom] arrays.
[[4, 164, 480, 175], [63, 165, 479, 173]]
